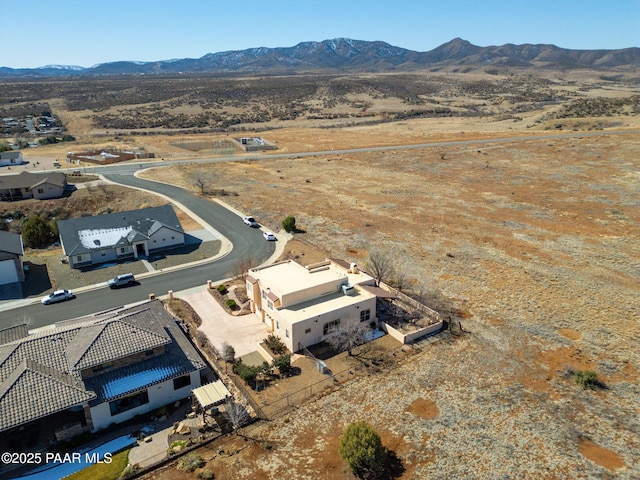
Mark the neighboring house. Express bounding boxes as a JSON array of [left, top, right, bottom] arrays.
[[57, 205, 185, 268], [0, 300, 208, 453], [0, 231, 24, 285], [0, 171, 67, 201], [246, 259, 380, 352], [0, 151, 24, 167]]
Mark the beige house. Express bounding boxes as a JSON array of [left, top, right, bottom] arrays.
[[247, 259, 379, 352], [0, 171, 67, 201]]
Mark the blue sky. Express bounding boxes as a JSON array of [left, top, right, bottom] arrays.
[[4, 0, 639, 68]]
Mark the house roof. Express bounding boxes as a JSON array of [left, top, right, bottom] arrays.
[[0, 231, 24, 256], [0, 171, 66, 190], [57, 205, 184, 256], [0, 359, 96, 431], [0, 300, 206, 432]]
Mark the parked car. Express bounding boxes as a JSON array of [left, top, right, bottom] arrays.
[[41, 289, 75, 305], [108, 273, 136, 289], [263, 231, 277, 241], [243, 216, 259, 227]]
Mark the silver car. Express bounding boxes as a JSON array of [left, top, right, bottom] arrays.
[[41, 289, 75, 305]]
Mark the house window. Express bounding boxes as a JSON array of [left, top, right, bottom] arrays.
[[261, 290, 266, 300], [75, 256, 83, 262], [37, 188, 44, 194], [276, 320, 279, 330], [360, 309, 371, 322], [120, 248, 126, 254], [323, 319, 340, 335], [173, 375, 191, 390], [109, 391, 149, 416], [267, 300, 274, 310], [285, 329, 289, 338], [101, 253, 106, 257], [305, 328, 311, 334]]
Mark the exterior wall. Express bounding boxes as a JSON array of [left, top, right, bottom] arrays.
[[31, 182, 65, 200], [269, 295, 377, 352], [0, 253, 24, 283], [148, 227, 184, 252], [0, 152, 24, 166], [89, 369, 201, 431], [381, 320, 443, 344], [280, 277, 345, 308], [68, 252, 91, 268], [89, 248, 119, 266]]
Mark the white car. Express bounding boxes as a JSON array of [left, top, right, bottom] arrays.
[[242, 216, 259, 227], [41, 289, 75, 305], [263, 231, 276, 241]]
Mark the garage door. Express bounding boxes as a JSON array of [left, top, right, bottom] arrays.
[[0, 259, 19, 285]]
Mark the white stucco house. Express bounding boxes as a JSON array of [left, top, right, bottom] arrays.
[[0, 151, 23, 167], [57, 205, 185, 268], [246, 259, 382, 352]]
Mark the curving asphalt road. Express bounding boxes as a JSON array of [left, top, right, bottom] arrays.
[[0, 173, 275, 329], [1, 127, 638, 329]]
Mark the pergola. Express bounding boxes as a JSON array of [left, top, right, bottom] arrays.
[[191, 380, 231, 423]]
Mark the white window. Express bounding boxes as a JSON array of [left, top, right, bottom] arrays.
[[360, 309, 371, 322]]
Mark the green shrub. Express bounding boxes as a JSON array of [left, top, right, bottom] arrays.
[[217, 284, 227, 294], [264, 334, 287, 355], [21, 215, 55, 248], [282, 215, 296, 233], [339, 421, 386, 477], [177, 453, 205, 472], [272, 354, 292, 376], [575, 369, 598, 389], [198, 469, 214, 479], [226, 299, 237, 309], [233, 360, 263, 386]]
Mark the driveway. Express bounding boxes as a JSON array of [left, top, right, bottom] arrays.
[[179, 287, 270, 358]]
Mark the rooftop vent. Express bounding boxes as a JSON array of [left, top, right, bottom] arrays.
[[341, 284, 355, 296]]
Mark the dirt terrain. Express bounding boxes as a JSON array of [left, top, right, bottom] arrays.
[[3, 70, 639, 478]]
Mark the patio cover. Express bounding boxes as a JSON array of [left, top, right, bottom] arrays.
[[192, 380, 231, 409]]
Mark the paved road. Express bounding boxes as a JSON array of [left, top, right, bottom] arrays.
[[0, 174, 275, 329], [1, 128, 638, 329]]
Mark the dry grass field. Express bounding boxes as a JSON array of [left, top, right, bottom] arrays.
[[3, 69, 639, 478]]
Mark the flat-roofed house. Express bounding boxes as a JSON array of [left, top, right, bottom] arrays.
[[246, 259, 378, 352], [57, 205, 185, 268]]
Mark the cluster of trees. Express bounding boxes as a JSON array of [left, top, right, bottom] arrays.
[[225, 339, 292, 389]]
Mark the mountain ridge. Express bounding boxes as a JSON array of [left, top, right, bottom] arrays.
[[1, 38, 639, 78]]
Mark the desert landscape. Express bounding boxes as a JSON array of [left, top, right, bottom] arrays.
[[2, 67, 639, 478]]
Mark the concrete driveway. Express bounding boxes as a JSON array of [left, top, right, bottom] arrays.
[[179, 287, 270, 358]]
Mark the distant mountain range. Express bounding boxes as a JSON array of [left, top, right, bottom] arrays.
[[2, 38, 639, 78]]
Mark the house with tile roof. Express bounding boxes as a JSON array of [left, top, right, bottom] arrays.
[[57, 204, 185, 268], [0, 231, 25, 285], [0, 300, 209, 453], [0, 170, 67, 201]]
